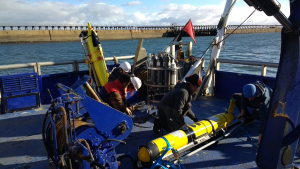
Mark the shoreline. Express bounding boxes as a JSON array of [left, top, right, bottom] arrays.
[[0, 28, 281, 44]]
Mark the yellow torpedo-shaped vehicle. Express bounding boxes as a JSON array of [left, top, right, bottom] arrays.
[[81, 23, 108, 87], [138, 99, 237, 164]]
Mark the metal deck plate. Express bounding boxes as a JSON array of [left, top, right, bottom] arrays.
[[0, 97, 299, 169]]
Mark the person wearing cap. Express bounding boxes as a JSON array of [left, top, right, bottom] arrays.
[[108, 61, 131, 82], [99, 73, 142, 116], [232, 81, 273, 144], [153, 74, 202, 134]]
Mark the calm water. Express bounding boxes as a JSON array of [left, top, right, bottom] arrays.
[[0, 32, 281, 77]]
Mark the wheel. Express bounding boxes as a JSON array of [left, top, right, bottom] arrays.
[[135, 158, 145, 169]]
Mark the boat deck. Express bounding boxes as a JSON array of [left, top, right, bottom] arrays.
[[0, 96, 299, 169]]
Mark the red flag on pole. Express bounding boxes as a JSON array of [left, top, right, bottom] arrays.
[[182, 19, 196, 44]]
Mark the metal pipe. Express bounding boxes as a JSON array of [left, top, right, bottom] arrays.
[[105, 55, 135, 61], [83, 82, 103, 103], [77, 139, 95, 161], [273, 11, 294, 32], [0, 63, 36, 70], [216, 58, 279, 67]]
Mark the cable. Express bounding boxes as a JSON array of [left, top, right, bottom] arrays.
[[216, 9, 256, 46], [42, 109, 55, 162]]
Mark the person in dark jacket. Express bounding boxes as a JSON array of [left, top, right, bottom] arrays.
[[153, 74, 202, 134], [108, 62, 131, 82], [231, 81, 273, 145]]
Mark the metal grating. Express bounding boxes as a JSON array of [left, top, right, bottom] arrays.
[[2, 74, 37, 93]]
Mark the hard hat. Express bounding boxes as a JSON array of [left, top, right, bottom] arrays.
[[243, 84, 257, 98], [130, 77, 142, 91], [120, 62, 131, 73]]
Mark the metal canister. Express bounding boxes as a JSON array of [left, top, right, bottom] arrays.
[[147, 53, 152, 84], [151, 54, 157, 84], [157, 55, 164, 85], [164, 55, 171, 92], [170, 58, 177, 85]]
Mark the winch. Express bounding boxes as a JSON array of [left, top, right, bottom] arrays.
[[42, 75, 133, 169]]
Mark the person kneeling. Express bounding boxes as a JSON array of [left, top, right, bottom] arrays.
[[231, 81, 273, 145], [100, 74, 141, 115], [153, 74, 202, 134]]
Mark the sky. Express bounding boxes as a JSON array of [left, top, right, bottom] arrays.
[[0, 0, 291, 26]]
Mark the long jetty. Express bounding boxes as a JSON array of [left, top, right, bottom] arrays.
[[0, 24, 282, 43]]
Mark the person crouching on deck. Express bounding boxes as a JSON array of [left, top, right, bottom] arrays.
[[153, 74, 202, 134], [231, 81, 273, 145], [100, 73, 142, 116]]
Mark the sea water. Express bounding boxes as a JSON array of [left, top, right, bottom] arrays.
[[0, 32, 281, 77]]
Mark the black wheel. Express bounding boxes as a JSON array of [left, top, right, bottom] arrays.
[[135, 158, 145, 169]]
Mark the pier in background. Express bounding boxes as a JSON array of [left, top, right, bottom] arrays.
[[0, 24, 282, 43]]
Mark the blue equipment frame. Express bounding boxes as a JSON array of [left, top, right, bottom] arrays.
[[150, 137, 185, 169]]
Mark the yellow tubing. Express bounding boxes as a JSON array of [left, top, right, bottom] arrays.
[[86, 23, 109, 87]]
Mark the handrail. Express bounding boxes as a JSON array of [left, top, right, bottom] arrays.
[[0, 55, 136, 76], [216, 58, 278, 67], [0, 57, 279, 76], [0, 63, 37, 72], [215, 58, 279, 76], [106, 55, 135, 61], [36, 60, 85, 66]]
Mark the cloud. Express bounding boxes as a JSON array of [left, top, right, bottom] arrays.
[[122, 1, 141, 6], [0, 0, 290, 26], [0, 0, 126, 25]]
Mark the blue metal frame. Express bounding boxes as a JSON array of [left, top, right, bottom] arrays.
[[214, 70, 276, 100], [151, 137, 185, 169], [256, 3, 300, 168], [38, 71, 89, 104]]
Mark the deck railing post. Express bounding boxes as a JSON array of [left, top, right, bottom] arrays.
[[33, 63, 38, 74], [113, 56, 119, 64], [37, 63, 42, 75], [171, 44, 175, 57], [187, 42, 192, 57], [261, 65, 267, 76], [73, 60, 79, 72], [216, 61, 220, 71]]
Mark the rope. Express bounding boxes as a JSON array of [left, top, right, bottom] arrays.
[[216, 9, 256, 47], [56, 120, 89, 154], [217, 0, 237, 30], [191, 8, 256, 57]]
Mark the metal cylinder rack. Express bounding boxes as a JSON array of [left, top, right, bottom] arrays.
[[145, 52, 181, 104]]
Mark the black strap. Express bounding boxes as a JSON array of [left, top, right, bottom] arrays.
[[203, 119, 216, 136]]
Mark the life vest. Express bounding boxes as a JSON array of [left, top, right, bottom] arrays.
[[99, 79, 126, 107], [104, 79, 126, 97]]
